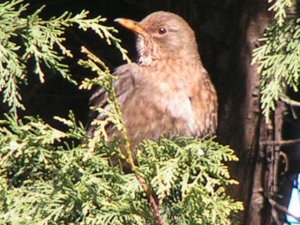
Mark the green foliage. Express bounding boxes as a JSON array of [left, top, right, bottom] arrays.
[[137, 137, 242, 225], [268, 0, 294, 26], [0, 0, 129, 116], [0, 114, 242, 224], [0, 113, 147, 224], [0, 1, 243, 224], [252, 0, 300, 121]]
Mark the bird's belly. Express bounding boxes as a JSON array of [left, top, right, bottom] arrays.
[[121, 92, 198, 146]]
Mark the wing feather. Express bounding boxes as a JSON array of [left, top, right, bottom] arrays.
[[87, 64, 138, 136]]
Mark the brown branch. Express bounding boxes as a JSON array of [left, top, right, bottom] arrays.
[[269, 198, 300, 222], [260, 138, 300, 146], [273, 102, 284, 194], [133, 171, 165, 225], [119, 125, 165, 225], [120, 134, 165, 224], [122, 138, 165, 224], [280, 96, 300, 107]]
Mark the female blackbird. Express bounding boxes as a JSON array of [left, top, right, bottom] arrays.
[[89, 11, 218, 148]]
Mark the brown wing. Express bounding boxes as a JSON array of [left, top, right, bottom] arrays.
[[191, 67, 218, 137], [86, 63, 138, 137]]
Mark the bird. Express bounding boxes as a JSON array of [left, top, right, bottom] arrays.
[[88, 11, 218, 151]]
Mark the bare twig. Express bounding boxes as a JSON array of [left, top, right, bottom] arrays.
[[260, 138, 300, 146], [271, 207, 281, 225], [280, 96, 300, 107], [269, 198, 300, 222]]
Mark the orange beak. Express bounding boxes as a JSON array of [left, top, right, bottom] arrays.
[[114, 18, 147, 36]]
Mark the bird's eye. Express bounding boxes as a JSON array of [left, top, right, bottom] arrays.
[[157, 27, 167, 35]]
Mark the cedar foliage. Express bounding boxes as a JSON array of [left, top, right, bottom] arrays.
[[0, 1, 243, 224], [252, 0, 300, 122]]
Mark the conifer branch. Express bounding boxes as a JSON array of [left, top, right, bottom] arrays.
[[0, 2, 243, 224], [80, 46, 165, 225]]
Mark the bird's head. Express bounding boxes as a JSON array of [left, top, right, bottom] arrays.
[[115, 11, 200, 65]]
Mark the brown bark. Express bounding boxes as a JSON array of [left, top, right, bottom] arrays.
[[241, 5, 273, 225]]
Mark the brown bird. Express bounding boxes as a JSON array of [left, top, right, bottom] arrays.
[[89, 11, 217, 149]]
